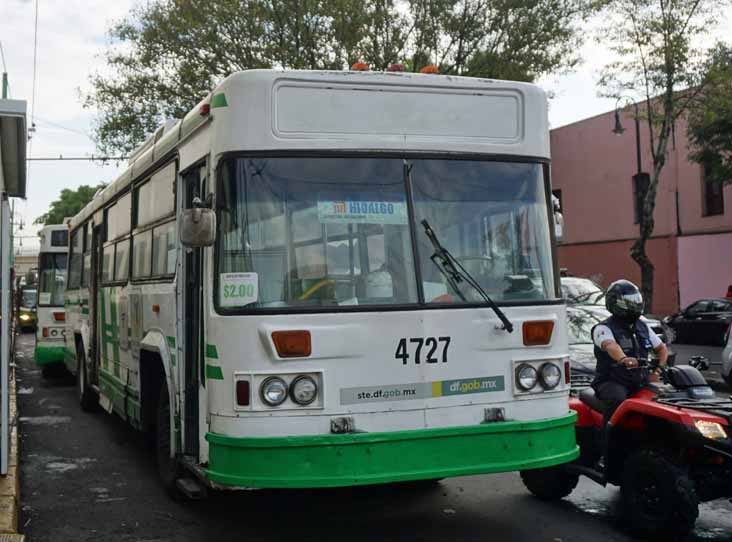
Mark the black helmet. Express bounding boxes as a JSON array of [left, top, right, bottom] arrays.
[[605, 280, 644, 324]]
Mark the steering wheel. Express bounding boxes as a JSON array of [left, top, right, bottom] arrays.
[[299, 279, 336, 301]]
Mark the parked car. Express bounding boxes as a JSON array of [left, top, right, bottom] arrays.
[[663, 298, 732, 346], [566, 306, 601, 391], [16, 287, 37, 332], [720, 325, 732, 387], [561, 276, 605, 306], [561, 276, 667, 342]]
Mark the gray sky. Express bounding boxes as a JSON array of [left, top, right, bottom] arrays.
[[1, 1, 730, 253]]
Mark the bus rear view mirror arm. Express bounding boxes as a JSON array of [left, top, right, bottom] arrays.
[[180, 208, 217, 247]]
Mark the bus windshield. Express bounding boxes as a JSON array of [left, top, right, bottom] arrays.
[[215, 157, 555, 311], [38, 253, 68, 306]]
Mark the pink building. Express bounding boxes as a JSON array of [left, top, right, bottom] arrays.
[[551, 108, 732, 316]]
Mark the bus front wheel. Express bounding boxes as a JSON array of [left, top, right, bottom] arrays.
[[520, 467, 578, 500]]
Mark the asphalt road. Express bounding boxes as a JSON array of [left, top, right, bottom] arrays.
[[14, 332, 732, 542]]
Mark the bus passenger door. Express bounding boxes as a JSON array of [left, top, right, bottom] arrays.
[[89, 225, 103, 389], [180, 163, 205, 458]]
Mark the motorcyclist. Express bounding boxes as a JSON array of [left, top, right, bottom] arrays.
[[591, 280, 669, 458]]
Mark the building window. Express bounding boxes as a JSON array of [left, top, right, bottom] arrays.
[[632, 173, 650, 224], [702, 165, 724, 217]]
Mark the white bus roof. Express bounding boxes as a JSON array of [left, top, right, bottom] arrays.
[[70, 70, 549, 230], [37, 223, 69, 253]]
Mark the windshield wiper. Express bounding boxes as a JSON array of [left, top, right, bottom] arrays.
[[421, 219, 514, 333]]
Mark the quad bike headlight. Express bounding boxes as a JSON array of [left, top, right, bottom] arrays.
[[694, 420, 727, 440], [516, 364, 538, 391]]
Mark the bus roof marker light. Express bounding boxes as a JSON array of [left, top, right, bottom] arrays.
[[386, 63, 405, 72], [350, 62, 369, 71], [199, 103, 211, 116], [419, 65, 440, 74], [522, 320, 554, 346], [272, 330, 311, 358]]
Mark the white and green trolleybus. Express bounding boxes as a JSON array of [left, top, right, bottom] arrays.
[[65, 69, 577, 495], [36, 223, 68, 377]]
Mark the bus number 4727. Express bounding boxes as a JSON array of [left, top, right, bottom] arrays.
[[395, 337, 450, 365]]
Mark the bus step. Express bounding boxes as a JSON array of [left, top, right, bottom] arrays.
[[176, 477, 207, 500]]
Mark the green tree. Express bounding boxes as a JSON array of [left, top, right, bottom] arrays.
[[687, 43, 732, 186], [597, 0, 727, 312], [34, 184, 104, 226], [85, 0, 598, 154]]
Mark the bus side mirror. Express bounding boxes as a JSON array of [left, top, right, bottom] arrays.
[[180, 208, 217, 247], [554, 211, 564, 243]]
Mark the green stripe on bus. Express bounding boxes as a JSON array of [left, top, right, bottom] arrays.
[[211, 93, 228, 108], [205, 413, 579, 489], [205, 344, 219, 359], [166, 336, 176, 348], [206, 364, 224, 380]]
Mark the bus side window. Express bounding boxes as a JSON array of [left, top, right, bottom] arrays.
[[68, 230, 82, 289]]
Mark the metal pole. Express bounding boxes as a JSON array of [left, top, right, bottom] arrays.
[[0, 195, 10, 475], [633, 102, 642, 175], [1, 73, 7, 99]]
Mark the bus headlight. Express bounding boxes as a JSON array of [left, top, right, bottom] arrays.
[[260, 377, 288, 406], [19, 314, 30, 321], [516, 364, 538, 391], [539, 362, 561, 390], [290, 375, 318, 406]]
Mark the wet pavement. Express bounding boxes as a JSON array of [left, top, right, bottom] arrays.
[[13, 332, 732, 541]]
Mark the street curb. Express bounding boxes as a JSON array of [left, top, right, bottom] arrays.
[[0, 363, 24, 541]]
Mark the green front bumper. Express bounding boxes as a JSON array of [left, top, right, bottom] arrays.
[[34, 344, 66, 366], [206, 412, 578, 489]]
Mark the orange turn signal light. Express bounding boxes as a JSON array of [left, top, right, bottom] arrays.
[[522, 320, 554, 346], [272, 330, 311, 358], [42, 327, 49, 338], [53, 312, 65, 322]]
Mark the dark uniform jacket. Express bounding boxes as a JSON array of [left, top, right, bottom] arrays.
[[591, 316, 653, 389]]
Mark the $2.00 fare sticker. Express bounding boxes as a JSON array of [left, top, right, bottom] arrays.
[[220, 272, 258, 307]]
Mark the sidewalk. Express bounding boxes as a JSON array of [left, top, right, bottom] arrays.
[[0, 341, 23, 541]]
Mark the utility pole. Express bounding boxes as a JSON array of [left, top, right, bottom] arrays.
[[1, 73, 8, 99]]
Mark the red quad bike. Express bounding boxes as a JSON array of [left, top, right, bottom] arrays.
[[521, 356, 732, 540]]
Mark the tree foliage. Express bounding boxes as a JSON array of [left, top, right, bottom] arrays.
[[85, 0, 598, 154], [687, 43, 732, 186], [34, 184, 105, 226], [596, 0, 727, 311]]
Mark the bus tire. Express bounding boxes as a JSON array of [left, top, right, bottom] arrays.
[[156, 381, 181, 498], [77, 347, 97, 412], [520, 466, 579, 500]]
